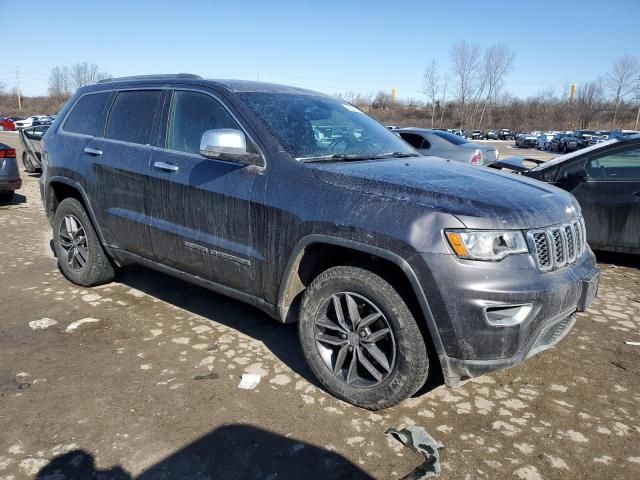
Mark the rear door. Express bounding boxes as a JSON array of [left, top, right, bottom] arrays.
[[147, 88, 265, 294], [566, 145, 640, 250], [88, 89, 165, 258]]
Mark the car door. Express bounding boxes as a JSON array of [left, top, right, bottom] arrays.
[[88, 89, 164, 259], [147, 88, 265, 294], [20, 126, 47, 165], [564, 145, 640, 251]]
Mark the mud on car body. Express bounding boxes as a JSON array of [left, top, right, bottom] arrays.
[[39, 74, 599, 409]]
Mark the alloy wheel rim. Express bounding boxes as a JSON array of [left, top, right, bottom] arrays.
[[314, 292, 396, 387], [58, 214, 89, 271]]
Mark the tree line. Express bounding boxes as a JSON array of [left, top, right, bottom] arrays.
[[338, 44, 640, 132], [0, 63, 112, 116]]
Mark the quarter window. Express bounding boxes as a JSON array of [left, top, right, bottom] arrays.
[[63, 92, 113, 136], [106, 90, 162, 145], [166, 91, 244, 155]]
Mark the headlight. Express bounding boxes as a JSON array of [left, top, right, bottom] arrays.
[[445, 230, 529, 261]]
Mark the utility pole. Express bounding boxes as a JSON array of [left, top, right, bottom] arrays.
[[635, 75, 640, 130], [257, 66, 260, 82], [16, 67, 22, 112]]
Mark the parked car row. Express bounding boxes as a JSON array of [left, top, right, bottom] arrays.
[[0, 115, 57, 131], [515, 129, 640, 153]]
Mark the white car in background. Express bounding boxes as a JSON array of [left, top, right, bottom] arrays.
[[14, 116, 48, 129], [537, 132, 560, 150]]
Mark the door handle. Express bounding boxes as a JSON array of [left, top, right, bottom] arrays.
[[633, 191, 640, 197], [153, 161, 179, 172], [84, 147, 103, 156]]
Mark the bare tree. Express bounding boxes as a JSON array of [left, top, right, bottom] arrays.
[[477, 44, 515, 129], [70, 62, 112, 89], [606, 55, 640, 127], [439, 74, 448, 127], [574, 79, 604, 129], [48, 67, 72, 101], [422, 60, 440, 127], [450, 41, 480, 127], [372, 91, 392, 110]]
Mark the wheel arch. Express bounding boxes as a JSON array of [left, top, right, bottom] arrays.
[[277, 235, 448, 363], [45, 177, 109, 248]]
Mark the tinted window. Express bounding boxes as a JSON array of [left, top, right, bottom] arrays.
[[63, 92, 113, 136], [399, 132, 428, 149], [167, 91, 241, 154], [432, 130, 469, 145], [106, 90, 161, 145], [588, 147, 640, 180]]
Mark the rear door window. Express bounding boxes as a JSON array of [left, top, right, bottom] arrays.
[[106, 90, 162, 145], [63, 92, 114, 136], [398, 132, 428, 149]]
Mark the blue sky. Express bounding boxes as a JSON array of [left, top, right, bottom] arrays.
[[2, 0, 639, 99]]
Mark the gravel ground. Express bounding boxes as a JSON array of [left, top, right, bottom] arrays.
[[0, 131, 639, 480]]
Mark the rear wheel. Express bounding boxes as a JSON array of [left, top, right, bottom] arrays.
[[298, 266, 429, 410], [53, 198, 115, 286]]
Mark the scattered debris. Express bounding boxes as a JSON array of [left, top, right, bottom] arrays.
[[28, 318, 57, 330], [238, 373, 261, 390], [0, 375, 31, 394], [65, 318, 100, 332], [624, 341, 640, 346], [386, 426, 444, 479], [194, 372, 220, 381], [611, 361, 628, 371]]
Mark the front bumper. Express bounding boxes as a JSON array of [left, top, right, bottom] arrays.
[[409, 248, 599, 387]]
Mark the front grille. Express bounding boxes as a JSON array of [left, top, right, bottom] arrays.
[[528, 218, 586, 272]]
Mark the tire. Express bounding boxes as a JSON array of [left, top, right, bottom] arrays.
[[22, 152, 36, 174], [52, 197, 115, 286], [0, 191, 14, 203], [298, 266, 429, 410]]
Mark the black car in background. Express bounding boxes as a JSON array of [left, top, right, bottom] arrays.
[[484, 130, 499, 140], [499, 128, 515, 140], [492, 135, 640, 254]]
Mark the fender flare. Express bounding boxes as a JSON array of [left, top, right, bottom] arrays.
[[277, 234, 448, 362], [45, 176, 109, 247]]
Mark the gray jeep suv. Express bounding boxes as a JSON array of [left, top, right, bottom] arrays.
[[40, 74, 599, 409]]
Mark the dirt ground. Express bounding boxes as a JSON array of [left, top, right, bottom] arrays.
[[0, 132, 639, 479]]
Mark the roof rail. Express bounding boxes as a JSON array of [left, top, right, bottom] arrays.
[[97, 73, 202, 84]]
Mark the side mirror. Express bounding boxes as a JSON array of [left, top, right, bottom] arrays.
[[200, 129, 262, 166], [564, 165, 588, 182]]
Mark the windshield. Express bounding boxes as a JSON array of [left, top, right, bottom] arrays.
[[238, 92, 416, 160], [431, 130, 469, 145]]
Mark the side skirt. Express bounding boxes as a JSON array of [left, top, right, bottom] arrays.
[[108, 248, 281, 321]]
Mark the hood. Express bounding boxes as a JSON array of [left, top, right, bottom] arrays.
[[309, 156, 580, 230]]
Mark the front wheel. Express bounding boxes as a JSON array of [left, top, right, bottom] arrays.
[[298, 266, 429, 410], [53, 198, 115, 286]]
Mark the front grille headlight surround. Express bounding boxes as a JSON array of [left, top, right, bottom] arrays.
[[445, 229, 529, 261]]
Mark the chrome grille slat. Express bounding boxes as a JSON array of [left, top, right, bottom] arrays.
[[527, 218, 586, 272]]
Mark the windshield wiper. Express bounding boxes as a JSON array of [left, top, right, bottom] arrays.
[[379, 152, 420, 158], [301, 152, 419, 163]]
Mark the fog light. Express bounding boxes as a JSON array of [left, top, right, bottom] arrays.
[[484, 304, 533, 326]]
